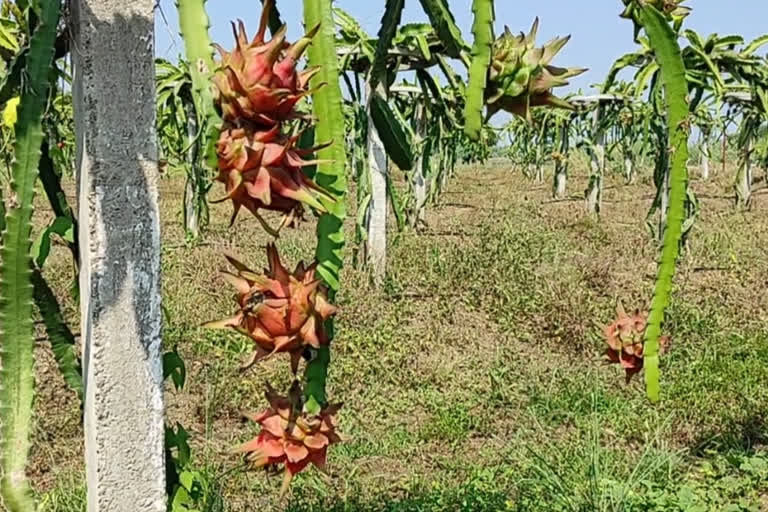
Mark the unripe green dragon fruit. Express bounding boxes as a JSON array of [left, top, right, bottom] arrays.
[[486, 19, 587, 122]]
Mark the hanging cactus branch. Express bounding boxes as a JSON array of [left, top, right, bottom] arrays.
[[176, 0, 222, 173], [0, 0, 60, 509], [303, 0, 348, 416], [464, 0, 494, 140], [626, 2, 691, 403]]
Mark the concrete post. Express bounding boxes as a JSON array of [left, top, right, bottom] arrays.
[[700, 143, 710, 180], [586, 105, 604, 215], [72, 1, 165, 511], [365, 85, 388, 284], [411, 104, 427, 228]]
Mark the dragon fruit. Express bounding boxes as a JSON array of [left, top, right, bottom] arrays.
[[237, 382, 342, 496], [210, 0, 331, 234], [486, 19, 587, 121], [212, 124, 330, 231], [604, 304, 669, 383], [213, 2, 320, 126], [203, 243, 337, 373]]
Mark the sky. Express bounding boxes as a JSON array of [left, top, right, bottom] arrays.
[[155, 1, 767, 95]]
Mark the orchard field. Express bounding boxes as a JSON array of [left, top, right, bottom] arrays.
[[32, 159, 768, 511], [1, 0, 768, 511]]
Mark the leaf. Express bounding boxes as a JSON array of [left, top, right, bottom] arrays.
[[369, 90, 414, 171], [30, 216, 73, 268], [31, 270, 83, 404], [0, 0, 60, 509], [385, 172, 405, 232], [637, 4, 690, 404], [0, 18, 19, 52], [166, 422, 191, 468], [742, 34, 768, 56], [259, 0, 283, 37], [2, 95, 19, 128], [368, 0, 405, 90], [684, 42, 724, 95], [163, 349, 187, 391], [464, 0, 494, 139], [633, 61, 660, 99], [417, 0, 468, 59], [355, 192, 371, 242], [603, 51, 649, 93]]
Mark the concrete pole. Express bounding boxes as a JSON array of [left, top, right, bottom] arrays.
[[365, 85, 388, 284], [735, 141, 753, 209], [700, 141, 710, 180], [411, 104, 427, 228], [586, 105, 604, 214], [72, 1, 165, 511]]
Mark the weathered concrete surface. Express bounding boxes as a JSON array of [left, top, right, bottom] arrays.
[[366, 87, 388, 284], [72, 1, 165, 510]]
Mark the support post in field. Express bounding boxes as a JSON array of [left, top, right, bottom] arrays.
[[553, 123, 569, 199], [71, 0, 165, 510], [365, 85, 388, 284], [411, 103, 428, 228], [586, 104, 606, 214]]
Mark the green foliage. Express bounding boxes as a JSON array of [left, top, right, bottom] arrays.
[[259, 0, 283, 37], [156, 57, 212, 236], [303, 0, 348, 412], [31, 270, 83, 404], [636, 5, 690, 403], [0, 0, 59, 508], [464, 0, 494, 140], [417, 0, 468, 60], [369, 0, 405, 90], [369, 90, 414, 171]]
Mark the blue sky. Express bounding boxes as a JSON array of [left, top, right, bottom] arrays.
[[155, 1, 767, 94]]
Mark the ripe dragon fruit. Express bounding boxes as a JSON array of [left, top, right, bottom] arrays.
[[213, 3, 320, 126], [604, 304, 670, 383], [213, 124, 331, 231], [237, 382, 342, 496], [211, 0, 330, 234], [486, 19, 587, 122], [203, 243, 337, 373]]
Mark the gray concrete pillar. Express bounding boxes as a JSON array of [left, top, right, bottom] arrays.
[[72, 1, 165, 510], [365, 86, 388, 285]]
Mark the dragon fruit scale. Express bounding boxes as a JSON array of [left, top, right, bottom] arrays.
[[203, 243, 338, 374]]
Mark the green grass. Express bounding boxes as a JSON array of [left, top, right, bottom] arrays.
[[33, 161, 768, 510]]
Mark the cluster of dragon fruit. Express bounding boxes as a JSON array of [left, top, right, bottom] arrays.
[[204, 1, 341, 494]]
